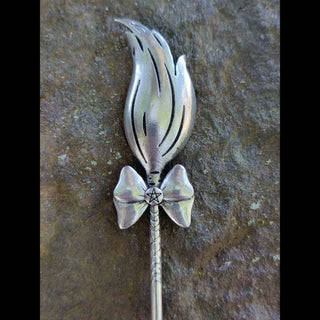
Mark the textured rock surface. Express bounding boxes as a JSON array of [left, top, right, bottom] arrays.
[[40, 0, 280, 319]]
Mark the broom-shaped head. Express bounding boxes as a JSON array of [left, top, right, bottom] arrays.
[[115, 18, 196, 184]]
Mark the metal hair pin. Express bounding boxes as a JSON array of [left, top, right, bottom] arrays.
[[113, 18, 196, 320]]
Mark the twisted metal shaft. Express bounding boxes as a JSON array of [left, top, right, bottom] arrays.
[[150, 204, 162, 320]]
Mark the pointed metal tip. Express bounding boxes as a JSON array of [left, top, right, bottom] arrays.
[[114, 18, 144, 34], [114, 18, 129, 27], [114, 18, 133, 26]]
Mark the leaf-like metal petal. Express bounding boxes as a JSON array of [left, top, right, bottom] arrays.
[[115, 19, 196, 175], [113, 166, 148, 229], [160, 164, 194, 227]]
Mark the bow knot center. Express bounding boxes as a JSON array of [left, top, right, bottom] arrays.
[[144, 187, 163, 206]]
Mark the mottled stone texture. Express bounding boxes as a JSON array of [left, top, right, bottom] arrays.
[[40, 0, 279, 319]]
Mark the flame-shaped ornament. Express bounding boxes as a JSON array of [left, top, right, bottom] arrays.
[[113, 19, 196, 320]]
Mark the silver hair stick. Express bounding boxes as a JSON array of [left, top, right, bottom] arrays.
[[113, 18, 196, 320]]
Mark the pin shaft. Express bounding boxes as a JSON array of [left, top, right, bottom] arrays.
[[150, 205, 162, 320]]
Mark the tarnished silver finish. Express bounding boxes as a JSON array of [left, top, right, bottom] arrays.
[[113, 18, 196, 320], [145, 187, 163, 206]]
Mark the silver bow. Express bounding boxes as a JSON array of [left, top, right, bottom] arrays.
[[113, 164, 194, 229]]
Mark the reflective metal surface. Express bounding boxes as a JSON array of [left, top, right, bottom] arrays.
[[113, 166, 147, 229], [161, 164, 194, 228], [115, 18, 196, 176], [113, 19, 196, 320], [113, 164, 194, 228]]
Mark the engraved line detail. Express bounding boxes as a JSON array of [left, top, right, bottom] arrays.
[[147, 48, 161, 94], [159, 64, 175, 147], [131, 80, 147, 163], [150, 206, 162, 284], [162, 105, 185, 157]]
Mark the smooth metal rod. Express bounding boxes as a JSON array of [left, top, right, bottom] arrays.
[[150, 204, 162, 320]]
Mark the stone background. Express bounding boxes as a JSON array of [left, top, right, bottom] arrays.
[[40, 0, 280, 319]]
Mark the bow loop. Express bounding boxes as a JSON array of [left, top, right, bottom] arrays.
[[113, 165, 194, 229], [113, 166, 148, 229], [160, 165, 194, 228]]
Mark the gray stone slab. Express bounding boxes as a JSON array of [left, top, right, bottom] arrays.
[[40, 1, 280, 319]]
